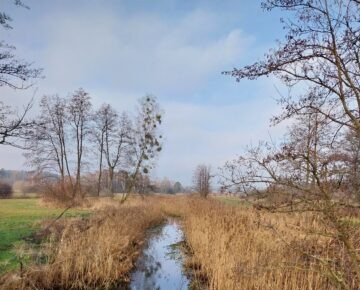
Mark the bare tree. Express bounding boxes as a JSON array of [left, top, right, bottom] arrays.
[[0, 100, 33, 146], [93, 104, 116, 196], [222, 1, 360, 285], [95, 106, 133, 196], [193, 164, 212, 198], [133, 173, 153, 194], [224, 0, 360, 134], [26, 93, 163, 202], [68, 88, 92, 197], [341, 129, 360, 199], [0, 1, 42, 146], [1, 1, 28, 30], [105, 112, 132, 195], [120, 95, 163, 203], [0, 1, 42, 89], [25, 95, 73, 190], [157, 177, 173, 194], [219, 117, 360, 287]]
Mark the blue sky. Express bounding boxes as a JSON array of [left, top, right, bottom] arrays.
[[0, 0, 289, 185]]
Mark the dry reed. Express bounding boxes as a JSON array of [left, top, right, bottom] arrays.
[[1, 195, 359, 289], [1, 198, 164, 289], [158, 196, 359, 289]]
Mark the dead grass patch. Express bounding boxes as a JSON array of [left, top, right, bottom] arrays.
[[157, 196, 359, 289], [2, 195, 359, 289], [1, 198, 164, 289]]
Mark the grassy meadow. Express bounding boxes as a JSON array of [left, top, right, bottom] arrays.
[[0, 199, 90, 274], [0, 195, 359, 289]]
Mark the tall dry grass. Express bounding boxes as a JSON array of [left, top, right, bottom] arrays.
[[1, 195, 358, 289], [157, 196, 359, 289], [1, 198, 164, 289]]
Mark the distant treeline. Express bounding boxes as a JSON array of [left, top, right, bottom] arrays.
[[0, 169, 34, 184]]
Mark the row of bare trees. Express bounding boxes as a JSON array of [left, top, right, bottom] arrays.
[[24, 91, 163, 202], [221, 0, 360, 287], [0, 2, 164, 203]]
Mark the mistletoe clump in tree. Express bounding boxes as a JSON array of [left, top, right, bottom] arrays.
[[120, 95, 163, 202]]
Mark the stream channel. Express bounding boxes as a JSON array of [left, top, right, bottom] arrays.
[[128, 219, 189, 290]]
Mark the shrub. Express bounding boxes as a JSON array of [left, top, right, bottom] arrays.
[[0, 182, 13, 198], [41, 180, 78, 207]]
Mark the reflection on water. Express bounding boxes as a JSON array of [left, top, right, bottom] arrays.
[[130, 220, 189, 290]]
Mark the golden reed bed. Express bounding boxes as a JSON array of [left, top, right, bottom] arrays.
[[1, 196, 358, 289]]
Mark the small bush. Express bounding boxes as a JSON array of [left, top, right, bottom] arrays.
[[41, 180, 78, 207], [0, 182, 13, 198]]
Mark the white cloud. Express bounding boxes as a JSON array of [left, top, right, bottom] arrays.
[[32, 7, 253, 97], [0, 2, 290, 186], [154, 86, 288, 185]]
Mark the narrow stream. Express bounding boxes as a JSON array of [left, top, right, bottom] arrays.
[[129, 219, 189, 290]]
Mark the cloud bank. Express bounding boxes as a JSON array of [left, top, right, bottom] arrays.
[[0, 1, 287, 185]]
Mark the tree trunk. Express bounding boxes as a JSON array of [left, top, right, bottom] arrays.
[[109, 167, 114, 197], [97, 133, 104, 197]]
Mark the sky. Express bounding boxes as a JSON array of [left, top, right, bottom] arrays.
[[0, 0, 289, 186]]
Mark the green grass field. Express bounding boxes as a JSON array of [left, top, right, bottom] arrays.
[[0, 199, 90, 274]]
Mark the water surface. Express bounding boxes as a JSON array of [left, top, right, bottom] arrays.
[[130, 219, 189, 290]]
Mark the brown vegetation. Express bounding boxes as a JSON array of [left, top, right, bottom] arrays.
[[0, 198, 164, 289], [40, 180, 79, 207], [158, 196, 360, 289], [1, 195, 359, 289], [0, 181, 12, 198], [220, 2, 360, 288], [187, 201, 358, 289]]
